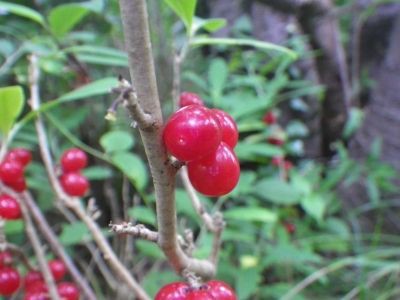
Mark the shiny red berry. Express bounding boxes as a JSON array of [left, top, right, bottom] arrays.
[[155, 282, 188, 300], [24, 271, 44, 290], [7, 176, 27, 192], [0, 267, 20, 295], [0, 251, 13, 267], [163, 105, 221, 162], [60, 172, 89, 197], [186, 289, 213, 300], [6, 148, 32, 167], [179, 92, 204, 108], [211, 109, 238, 148], [49, 259, 66, 282], [24, 292, 48, 300], [0, 160, 24, 184], [61, 148, 88, 172], [187, 142, 240, 196], [0, 194, 21, 219], [267, 137, 284, 146], [263, 111, 277, 125], [57, 282, 80, 300], [207, 280, 237, 300]]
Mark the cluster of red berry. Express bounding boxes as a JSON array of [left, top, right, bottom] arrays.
[[155, 279, 237, 300], [0, 252, 79, 300], [163, 92, 240, 196], [263, 111, 293, 171], [59, 148, 90, 197], [0, 148, 32, 192]]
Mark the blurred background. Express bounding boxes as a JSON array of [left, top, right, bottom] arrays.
[[1, 0, 400, 299]]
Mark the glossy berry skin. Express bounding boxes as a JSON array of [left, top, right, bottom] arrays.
[[179, 92, 204, 108], [0, 160, 24, 184], [6, 148, 32, 166], [0, 267, 20, 296], [187, 142, 240, 197], [155, 281, 236, 300], [7, 176, 27, 192], [0, 251, 13, 267], [267, 137, 284, 146], [61, 148, 88, 172], [24, 292, 48, 300], [24, 271, 44, 290], [60, 172, 89, 197], [263, 111, 277, 125], [163, 105, 221, 162], [49, 259, 66, 281], [57, 282, 80, 300], [211, 109, 238, 148], [0, 194, 21, 220], [155, 282, 187, 300]]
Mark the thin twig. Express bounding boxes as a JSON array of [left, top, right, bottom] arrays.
[[109, 222, 159, 242]]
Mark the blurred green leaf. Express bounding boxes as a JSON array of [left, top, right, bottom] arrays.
[[263, 243, 322, 267], [4, 220, 24, 235], [343, 107, 364, 139], [301, 194, 326, 222], [100, 130, 134, 153], [59, 222, 90, 246], [235, 143, 283, 161], [224, 207, 277, 223], [0, 86, 24, 135], [48, 4, 89, 38], [192, 17, 226, 34], [111, 152, 148, 190], [129, 206, 156, 225], [0, 1, 45, 25], [254, 178, 301, 205], [191, 37, 297, 58], [136, 240, 163, 259], [208, 58, 228, 100], [164, 0, 197, 34], [235, 267, 261, 300], [82, 166, 113, 180]]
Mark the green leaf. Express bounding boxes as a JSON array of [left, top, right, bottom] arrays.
[[224, 207, 277, 223], [48, 4, 89, 38], [57, 77, 118, 102], [191, 37, 297, 59], [0, 1, 45, 25], [100, 130, 134, 153], [63, 45, 128, 66], [136, 240, 164, 259], [164, 0, 197, 34], [75, 54, 128, 66], [301, 194, 326, 222], [192, 17, 226, 34], [343, 107, 364, 138], [59, 222, 90, 246], [235, 267, 261, 300], [253, 178, 301, 205], [4, 220, 24, 235], [111, 152, 148, 190], [82, 166, 113, 180], [235, 143, 283, 161], [0, 86, 24, 135], [128, 206, 156, 225], [208, 58, 228, 99]]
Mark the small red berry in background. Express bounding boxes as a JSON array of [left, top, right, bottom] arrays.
[[179, 92, 204, 107], [163, 105, 221, 162], [0, 160, 24, 185], [284, 160, 293, 171], [284, 222, 296, 235], [211, 109, 238, 149], [57, 281, 80, 300], [267, 136, 285, 146], [60, 172, 89, 197], [263, 111, 277, 125], [271, 156, 284, 166], [6, 148, 32, 167], [187, 142, 240, 197], [61, 148, 88, 172], [0, 251, 13, 267], [49, 259, 66, 282], [0, 194, 21, 220], [24, 271, 44, 290], [0, 266, 20, 296], [155, 280, 237, 300]]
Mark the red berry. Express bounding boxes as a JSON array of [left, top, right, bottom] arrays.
[[0, 194, 21, 219], [155, 282, 188, 300], [186, 289, 213, 300], [57, 282, 80, 300], [0, 267, 20, 295], [187, 142, 240, 196], [284, 160, 293, 171], [24, 271, 44, 290], [179, 92, 204, 108], [263, 111, 277, 125], [60, 172, 89, 197], [211, 109, 238, 148], [267, 137, 284, 146], [163, 105, 221, 162], [0, 251, 13, 267], [284, 222, 296, 234], [271, 156, 284, 166], [24, 292, 48, 300], [0, 160, 24, 184], [49, 259, 66, 282], [60, 148, 88, 172], [207, 280, 237, 300], [6, 148, 32, 166], [7, 176, 27, 192]]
